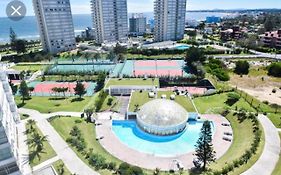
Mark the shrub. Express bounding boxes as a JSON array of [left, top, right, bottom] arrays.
[[108, 162, 117, 170], [88, 154, 106, 170], [75, 119, 82, 124], [107, 98, 114, 106], [95, 90, 109, 112], [225, 92, 240, 106], [234, 60, 250, 75], [268, 62, 281, 77]]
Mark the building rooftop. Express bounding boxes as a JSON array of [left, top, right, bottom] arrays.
[[137, 99, 188, 127]]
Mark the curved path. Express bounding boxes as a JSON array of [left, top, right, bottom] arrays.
[[18, 108, 99, 175], [242, 115, 280, 175]]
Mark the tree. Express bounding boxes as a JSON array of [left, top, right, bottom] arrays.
[[268, 62, 281, 77], [26, 132, 48, 154], [234, 60, 250, 75], [106, 51, 116, 62], [113, 43, 127, 55], [14, 39, 27, 53], [57, 162, 65, 175], [84, 108, 95, 123], [19, 80, 29, 104], [10, 27, 17, 50], [9, 81, 18, 95], [52, 87, 68, 97], [185, 46, 206, 66], [95, 72, 106, 91], [194, 121, 216, 170], [94, 53, 101, 61], [264, 17, 274, 31], [113, 43, 127, 62], [27, 119, 36, 132], [74, 81, 86, 99], [70, 126, 81, 137]]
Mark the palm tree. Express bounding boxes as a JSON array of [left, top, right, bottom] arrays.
[[26, 132, 48, 153], [27, 119, 36, 132], [134, 104, 140, 112]]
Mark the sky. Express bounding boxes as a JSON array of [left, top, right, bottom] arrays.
[[0, 0, 281, 17]]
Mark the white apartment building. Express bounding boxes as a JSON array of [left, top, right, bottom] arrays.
[[33, 0, 76, 54], [129, 13, 147, 36], [91, 0, 128, 44], [154, 0, 187, 42], [0, 70, 21, 174]]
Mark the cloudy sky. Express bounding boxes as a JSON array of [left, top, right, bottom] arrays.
[[0, 0, 281, 17]]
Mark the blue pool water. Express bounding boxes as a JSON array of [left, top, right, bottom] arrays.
[[112, 120, 214, 157], [176, 45, 190, 50]]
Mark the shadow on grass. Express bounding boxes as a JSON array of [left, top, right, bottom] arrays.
[[48, 97, 67, 101], [17, 103, 26, 108], [71, 98, 85, 103], [29, 149, 46, 163], [188, 167, 204, 175]]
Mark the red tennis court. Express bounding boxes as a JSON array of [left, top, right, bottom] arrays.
[[134, 69, 183, 77], [135, 60, 179, 67], [33, 82, 90, 94]]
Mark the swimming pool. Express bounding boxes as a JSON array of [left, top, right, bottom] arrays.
[[112, 120, 214, 157], [175, 45, 190, 50]]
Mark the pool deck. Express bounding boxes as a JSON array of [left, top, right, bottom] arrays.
[[96, 114, 232, 170]]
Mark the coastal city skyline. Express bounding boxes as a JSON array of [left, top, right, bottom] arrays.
[[1, 0, 281, 17]]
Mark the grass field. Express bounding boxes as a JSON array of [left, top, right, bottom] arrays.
[[268, 113, 281, 128], [105, 78, 159, 88], [193, 93, 256, 114], [128, 91, 196, 112], [50, 117, 122, 175], [16, 96, 92, 113], [26, 123, 56, 167], [272, 132, 281, 175], [210, 113, 265, 174], [52, 160, 71, 175], [12, 64, 46, 72]]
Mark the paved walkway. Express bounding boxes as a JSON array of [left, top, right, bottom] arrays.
[[96, 115, 232, 170], [32, 156, 59, 172], [18, 108, 99, 175], [242, 115, 280, 175], [17, 121, 33, 175]]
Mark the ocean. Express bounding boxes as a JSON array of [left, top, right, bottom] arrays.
[[0, 12, 237, 43]]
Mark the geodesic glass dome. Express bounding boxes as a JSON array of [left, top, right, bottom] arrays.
[[136, 99, 189, 136]]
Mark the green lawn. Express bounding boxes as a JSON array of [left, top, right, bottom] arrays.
[[26, 123, 56, 167], [211, 113, 265, 175], [52, 160, 71, 175], [268, 113, 281, 128], [272, 132, 281, 175], [193, 93, 257, 114], [11, 64, 46, 72], [105, 78, 159, 88], [16, 96, 92, 113], [50, 117, 122, 175], [100, 96, 117, 112], [128, 91, 196, 112]]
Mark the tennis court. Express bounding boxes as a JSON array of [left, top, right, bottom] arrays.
[[117, 60, 189, 77], [23, 81, 96, 97]]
